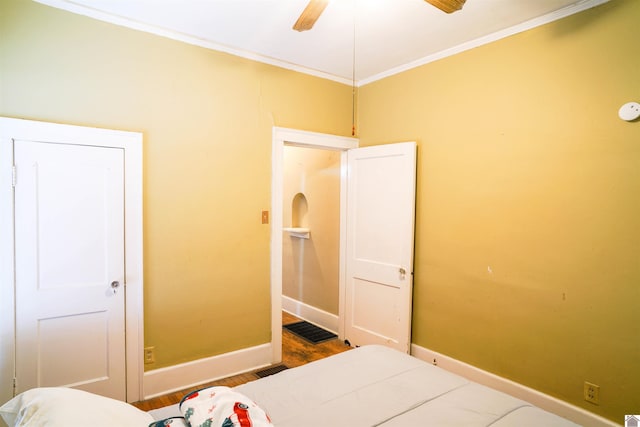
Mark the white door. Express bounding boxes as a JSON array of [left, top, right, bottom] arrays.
[[344, 142, 416, 353], [13, 140, 126, 399]]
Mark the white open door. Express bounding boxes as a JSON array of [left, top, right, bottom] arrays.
[[344, 142, 416, 353]]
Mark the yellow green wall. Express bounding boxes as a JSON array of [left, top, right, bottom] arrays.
[[359, 0, 639, 421], [282, 146, 340, 314], [2, 0, 638, 422], [0, 0, 353, 368]]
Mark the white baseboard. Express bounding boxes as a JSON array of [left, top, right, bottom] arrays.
[[410, 344, 617, 427], [143, 343, 272, 400], [282, 295, 339, 333]]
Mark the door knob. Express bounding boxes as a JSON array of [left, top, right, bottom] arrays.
[[399, 267, 406, 280], [110, 280, 120, 294]]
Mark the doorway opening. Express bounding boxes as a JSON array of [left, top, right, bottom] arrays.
[[270, 127, 358, 363], [282, 145, 341, 332]]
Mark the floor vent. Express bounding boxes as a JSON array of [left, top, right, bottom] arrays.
[[255, 364, 289, 378], [283, 321, 337, 344]]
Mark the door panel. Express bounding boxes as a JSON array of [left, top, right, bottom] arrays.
[[37, 311, 109, 387], [352, 278, 399, 339], [345, 142, 416, 353], [14, 140, 126, 399]]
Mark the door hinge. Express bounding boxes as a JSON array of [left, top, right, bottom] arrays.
[[11, 165, 17, 187], [12, 377, 17, 395]]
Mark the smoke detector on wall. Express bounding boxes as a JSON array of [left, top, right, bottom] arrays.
[[618, 101, 640, 121]]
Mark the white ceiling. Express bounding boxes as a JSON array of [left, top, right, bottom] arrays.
[[37, 0, 608, 85]]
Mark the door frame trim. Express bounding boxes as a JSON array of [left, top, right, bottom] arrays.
[[0, 117, 143, 403], [270, 127, 358, 362]]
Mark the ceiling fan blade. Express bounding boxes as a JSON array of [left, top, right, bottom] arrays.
[[424, 0, 467, 14], [293, 0, 329, 32]]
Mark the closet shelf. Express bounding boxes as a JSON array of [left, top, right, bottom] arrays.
[[283, 227, 310, 239]]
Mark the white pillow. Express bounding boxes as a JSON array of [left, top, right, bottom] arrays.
[[0, 387, 154, 427]]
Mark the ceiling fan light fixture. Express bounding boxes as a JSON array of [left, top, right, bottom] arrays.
[[424, 0, 467, 14], [293, 0, 329, 32]]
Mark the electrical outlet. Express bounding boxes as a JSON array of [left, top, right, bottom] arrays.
[[584, 381, 599, 405], [144, 347, 155, 364], [261, 210, 269, 224]]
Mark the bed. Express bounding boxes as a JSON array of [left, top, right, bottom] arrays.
[[1, 345, 580, 426], [149, 345, 579, 427]]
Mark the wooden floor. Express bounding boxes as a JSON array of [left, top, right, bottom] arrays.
[[132, 312, 350, 411]]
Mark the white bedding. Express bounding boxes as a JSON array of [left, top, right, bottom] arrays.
[[150, 345, 580, 426], [0, 387, 155, 427]]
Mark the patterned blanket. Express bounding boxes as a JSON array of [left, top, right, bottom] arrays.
[[149, 386, 273, 427]]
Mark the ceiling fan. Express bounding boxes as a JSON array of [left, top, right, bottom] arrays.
[[293, 0, 467, 32]]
